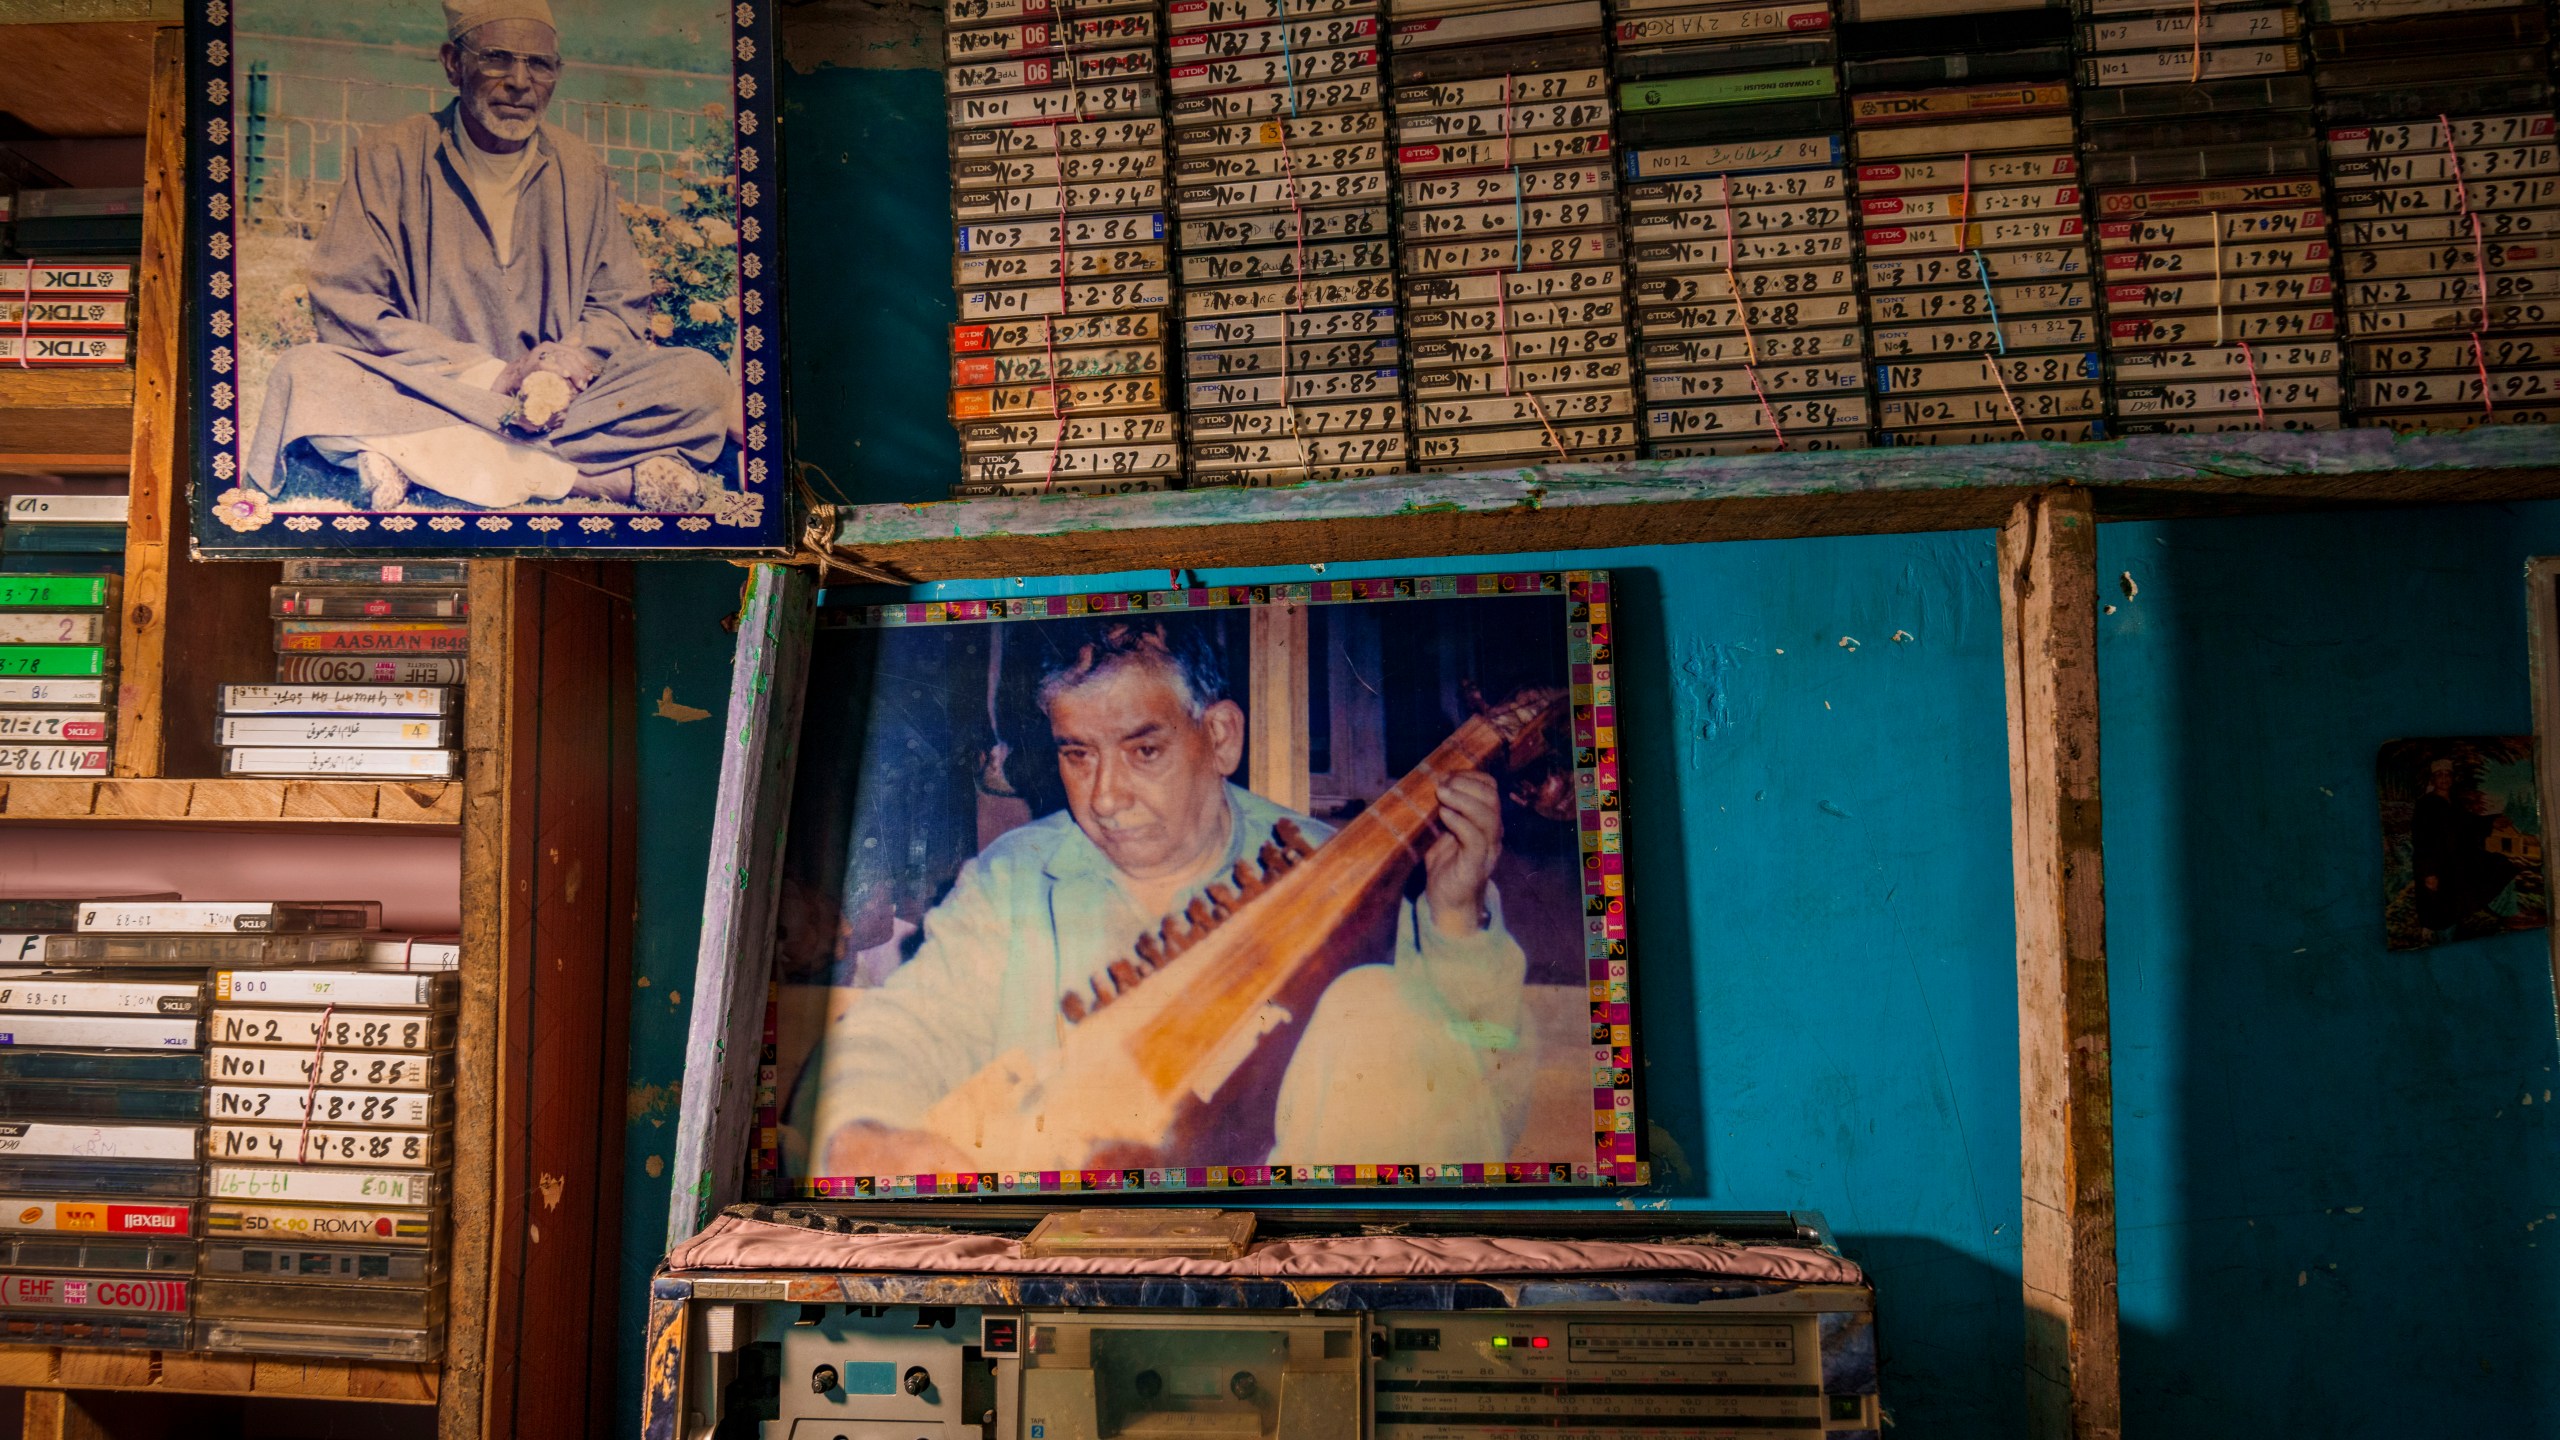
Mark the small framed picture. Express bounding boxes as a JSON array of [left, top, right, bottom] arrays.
[[2378, 736, 2549, 950], [188, 0, 787, 553], [762, 571, 1639, 1198]]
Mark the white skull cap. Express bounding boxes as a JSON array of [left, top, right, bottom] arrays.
[[443, 0, 558, 42]]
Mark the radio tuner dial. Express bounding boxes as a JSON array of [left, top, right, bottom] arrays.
[[903, 1365, 932, 1396]]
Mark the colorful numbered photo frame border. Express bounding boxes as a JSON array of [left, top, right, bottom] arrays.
[[186, 0, 789, 554], [760, 568, 1640, 1201]]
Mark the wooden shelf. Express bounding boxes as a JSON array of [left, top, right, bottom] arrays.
[[826, 425, 2560, 581], [0, 1343, 436, 1406], [0, 777, 462, 829], [0, 367, 135, 474]]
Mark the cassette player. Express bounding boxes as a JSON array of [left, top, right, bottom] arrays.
[[658, 1206, 1881, 1440]]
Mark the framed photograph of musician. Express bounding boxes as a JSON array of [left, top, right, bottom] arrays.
[[763, 570, 1638, 1199], [185, 0, 788, 554]]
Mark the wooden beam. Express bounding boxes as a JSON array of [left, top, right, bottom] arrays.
[[0, 20, 158, 134], [0, 370, 134, 463], [667, 563, 817, 1249], [1247, 600, 1310, 812], [1999, 488, 2122, 1440], [110, 24, 181, 776], [827, 427, 2560, 582]]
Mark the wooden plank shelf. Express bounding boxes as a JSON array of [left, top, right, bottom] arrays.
[[0, 366, 135, 473], [0, 777, 462, 828], [0, 1343, 437, 1406], [826, 425, 2560, 581]]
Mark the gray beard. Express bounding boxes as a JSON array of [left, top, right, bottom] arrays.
[[465, 96, 540, 146]]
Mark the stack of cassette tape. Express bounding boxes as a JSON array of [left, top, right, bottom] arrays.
[[945, 0, 1181, 494], [0, 896, 204, 1350], [1168, 0, 1406, 485], [1616, 0, 1868, 453], [2075, 0, 2342, 434], [198, 960, 455, 1362], [0, 569, 117, 780], [0, 260, 135, 369], [2314, 0, 2560, 429], [1842, 9, 2104, 444], [1390, 0, 1640, 467], [247, 559, 466, 779]]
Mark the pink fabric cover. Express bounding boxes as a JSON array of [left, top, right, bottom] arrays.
[[666, 1215, 1865, 1287]]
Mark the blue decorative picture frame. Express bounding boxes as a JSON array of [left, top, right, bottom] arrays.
[[186, 0, 788, 555]]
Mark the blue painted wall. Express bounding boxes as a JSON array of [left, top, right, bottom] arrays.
[[609, 53, 2560, 1440]]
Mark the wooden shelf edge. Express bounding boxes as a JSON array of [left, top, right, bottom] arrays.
[[0, 1343, 438, 1405], [826, 424, 2560, 580], [0, 777, 463, 828]]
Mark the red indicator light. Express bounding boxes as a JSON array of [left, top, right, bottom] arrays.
[[1531, 1337, 1549, 1349]]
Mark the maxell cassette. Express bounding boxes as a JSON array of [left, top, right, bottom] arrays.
[[209, 1008, 452, 1054], [0, 1236, 192, 1275], [42, 933, 366, 968], [210, 1048, 446, 1091], [0, 1158, 198, 1199], [0, 1200, 190, 1238], [1182, 400, 1408, 438], [208, 1165, 439, 1211], [206, 1202, 436, 1247], [206, 1126, 448, 1170], [1413, 388, 1637, 430], [1642, 360, 1867, 403], [203, 1241, 440, 1286], [2355, 368, 2560, 409], [196, 1277, 445, 1327], [275, 656, 466, 686], [1643, 392, 1871, 439], [222, 749, 458, 780], [962, 445, 1186, 485], [1874, 351, 2102, 395], [0, 978, 200, 1017], [949, 376, 1169, 418], [2117, 376, 2342, 417], [199, 1316, 441, 1362], [0, 709, 108, 744]]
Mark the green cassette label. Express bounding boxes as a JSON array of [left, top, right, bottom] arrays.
[[0, 578, 109, 609], [1619, 66, 1837, 113], [0, 645, 106, 677]]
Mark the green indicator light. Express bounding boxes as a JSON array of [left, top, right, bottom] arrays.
[[1492, 1337, 1509, 1348]]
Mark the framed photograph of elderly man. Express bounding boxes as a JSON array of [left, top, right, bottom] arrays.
[[187, 0, 786, 553], [760, 570, 1639, 1200]]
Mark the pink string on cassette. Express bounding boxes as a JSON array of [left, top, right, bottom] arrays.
[[1718, 175, 1783, 448], [10, 260, 29, 370], [1043, 123, 1073, 492], [1955, 153, 1972, 257], [2473, 330, 2497, 417], [1985, 351, 2030, 439], [2237, 339, 2267, 429], [2189, 0, 2205, 83], [296, 1002, 338, 1166], [2470, 209, 2492, 331], [2442, 113, 2471, 218]]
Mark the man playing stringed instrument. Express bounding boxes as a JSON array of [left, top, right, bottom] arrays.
[[809, 619, 1532, 1181]]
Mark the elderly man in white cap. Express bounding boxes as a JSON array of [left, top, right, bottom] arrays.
[[247, 0, 734, 512]]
